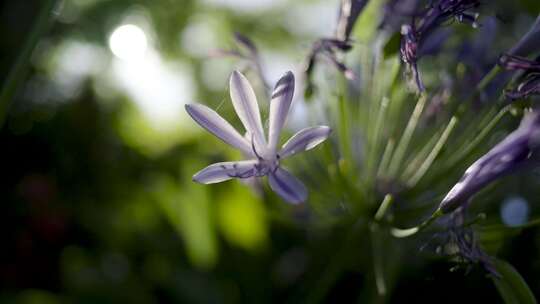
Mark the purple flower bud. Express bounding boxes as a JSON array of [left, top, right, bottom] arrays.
[[499, 54, 540, 72], [439, 110, 540, 213], [508, 15, 540, 57], [505, 76, 540, 100], [499, 54, 540, 100], [400, 25, 424, 91]]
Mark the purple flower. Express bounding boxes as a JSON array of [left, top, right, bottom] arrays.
[[439, 110, 540, 213], [400, 0, 480, 91], [400, 24, 424, 92], [186, 71, 331, 204], [304, 0, 366, 97], [499, 54, 540, 100], [305, 39, 356, 81]]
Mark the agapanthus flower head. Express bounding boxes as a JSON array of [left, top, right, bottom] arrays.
[[499, 54, 540, 100], [186, 71, 331, 204], [439, 110, 540, 213]]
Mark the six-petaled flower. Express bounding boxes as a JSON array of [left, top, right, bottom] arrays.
[[186, 70, 331, 204]]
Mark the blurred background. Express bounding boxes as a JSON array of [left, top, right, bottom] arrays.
[[1, 0, 540, 303]]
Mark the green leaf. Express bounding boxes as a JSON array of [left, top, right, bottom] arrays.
[[492, 259, 537, 304]]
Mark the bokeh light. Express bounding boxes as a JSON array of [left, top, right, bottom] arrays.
[[109, 24, 148, 62], [500, 196, 530, 227]]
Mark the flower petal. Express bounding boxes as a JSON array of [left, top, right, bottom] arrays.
[[268, 71, 295, 153], [268, 167, 307, 204], [185, 104, 252, 155], [193, 160, 259, 184], [229, 70, 267, 153], [279, 126, 331, 159]]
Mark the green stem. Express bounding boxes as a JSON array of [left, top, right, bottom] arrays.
[[377, 138, 395, 178], [391, 209, 443, 238], [407, 116, 458, 187], [0, 0, 58, 127], [476, 65, 501, 93], [387, 94, 427, 177], [444, 106, 509, 170], [374, 194, 393, 222], [367, 97, 390, 180], [370, 223, 387, 297]]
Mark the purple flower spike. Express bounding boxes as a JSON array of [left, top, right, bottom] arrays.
[[439, 110, 540, 213], [187, 71, 331, 204]]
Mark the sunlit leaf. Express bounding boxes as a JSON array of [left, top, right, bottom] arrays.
[[217, 182, 268, 251], [153, 175, 218, 269]]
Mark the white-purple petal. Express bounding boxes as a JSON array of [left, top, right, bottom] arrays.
[[185, 104, 252, 155], [229, 70, 267, 153], [279, 126, 331, 159], [193, 160, 259, 184], [268, 71, 295, 153], [268, 167, 307, 204]]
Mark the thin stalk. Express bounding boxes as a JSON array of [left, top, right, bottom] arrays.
[[387, 94, 427, 177], [367, 97, 390, 179], [408, 116, 458, 187], [370, 223, 387, 297], [401, 130, 441, 180], [444, 106, 509, 170], [0, 0, 58, 127], [377, 138, 395, 178], [337, 79, 353, 166], [476, 65, 501, 93], [391, 208, 443, 238], [374, 194, 394, 222]]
